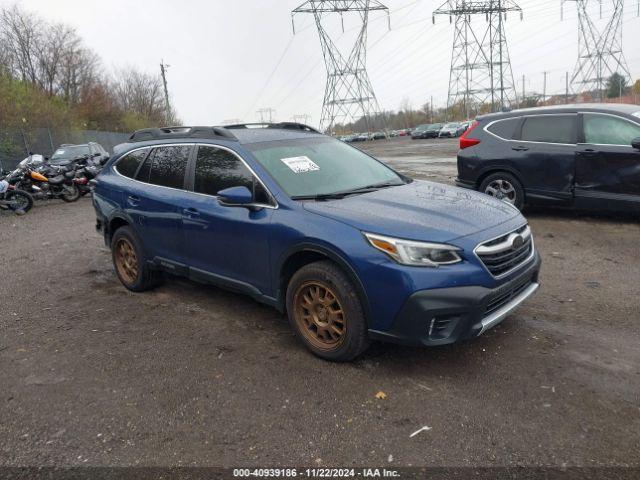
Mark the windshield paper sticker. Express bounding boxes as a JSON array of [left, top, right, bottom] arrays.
[[281, 156, 320, 173]]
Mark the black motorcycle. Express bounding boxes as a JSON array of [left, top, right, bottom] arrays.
[[7, 156, 81, 203], [72, 153, 106, 196]]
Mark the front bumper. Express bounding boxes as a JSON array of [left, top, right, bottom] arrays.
[[368, 252, 541, 346]]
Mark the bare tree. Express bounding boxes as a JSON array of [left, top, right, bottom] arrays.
[[0, 5, 42, 83], [112, 68, 165, 123]]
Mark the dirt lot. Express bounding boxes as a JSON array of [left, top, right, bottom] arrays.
[[1, 137, 639, 470]]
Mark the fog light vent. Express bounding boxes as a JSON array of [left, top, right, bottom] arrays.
[[428, 314, 461, 340]]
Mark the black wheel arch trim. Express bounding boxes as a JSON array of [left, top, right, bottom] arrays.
[[276, 242, 371, 323], [476, 166, 524, 189]]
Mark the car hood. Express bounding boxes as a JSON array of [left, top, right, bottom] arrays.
[[302, 180, 522, 244]]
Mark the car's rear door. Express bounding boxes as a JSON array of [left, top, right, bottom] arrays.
[[126, 144, 192, 266], [181, 144, 275, 295], [575, 112, 640, 210], [510, 113, 578, 204]]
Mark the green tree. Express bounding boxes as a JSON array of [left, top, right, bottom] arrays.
[[606, 72, 628, 99], [633, 79, 640, 96]]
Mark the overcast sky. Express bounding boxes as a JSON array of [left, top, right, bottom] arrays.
[[4, 0, 640, 127]]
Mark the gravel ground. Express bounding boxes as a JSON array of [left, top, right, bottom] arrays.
[[1, 137, 639, 470]]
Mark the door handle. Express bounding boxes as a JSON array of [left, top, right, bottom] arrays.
[[511, 146, 529, 152], [183, 207, 200, 217], [127, 195, 140, 206]]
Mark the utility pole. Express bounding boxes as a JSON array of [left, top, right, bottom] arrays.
[[257, 108, 276, 123], [561, 1, 631, 100], [434, 1, 522, 117], [430, 96, 433, 123], [521, 74, 526, 107], [542, 71, 549, 103], [565, 71, 570, 103], [292, 1, 390, 134], [160, 60, 171, 125]]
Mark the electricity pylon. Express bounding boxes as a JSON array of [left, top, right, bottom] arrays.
[[434, 1, 522, 119], [292, 1, 389, 133], [561, 0, 631, 100]]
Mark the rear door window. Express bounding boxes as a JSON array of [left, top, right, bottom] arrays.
[[115, 148, 149, 178], [583, 114, 640, 146], [486, 118, 520, 140], [146, 145, 191, 189], [520, 115, 576, 144]]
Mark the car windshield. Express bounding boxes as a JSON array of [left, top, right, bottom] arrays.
[[428, 124, 443, 130], [445, 123, 459, 128], [415, 124, 430, 131], [51, 145, 90, 162], [248, 137, 406, 199]]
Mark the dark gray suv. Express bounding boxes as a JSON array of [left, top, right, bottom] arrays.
[[456, 104, 640, 212]]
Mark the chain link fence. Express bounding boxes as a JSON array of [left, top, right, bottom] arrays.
[[0, 128, 131, 171]]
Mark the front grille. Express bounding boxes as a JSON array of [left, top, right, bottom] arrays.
[[484, 278, 533, 316], [476, 224, 533, 277]]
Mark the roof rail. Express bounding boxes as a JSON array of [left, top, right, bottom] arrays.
[[128, 126, 238, 143], [224, 122, 320, 134]]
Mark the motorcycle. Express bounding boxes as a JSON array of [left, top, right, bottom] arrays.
[[7, 155, 81, 202], [72, 153, 106, 197], [0, 179, 33, 214]]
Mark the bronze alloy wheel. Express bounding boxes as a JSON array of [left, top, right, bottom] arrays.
[[293, 281, 346, 351], [114, 237, 139, 285]]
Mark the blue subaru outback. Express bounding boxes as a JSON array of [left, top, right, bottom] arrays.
[[93, 123, 541, 361]]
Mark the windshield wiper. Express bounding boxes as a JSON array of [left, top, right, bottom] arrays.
[[291, 180, 407, 201]]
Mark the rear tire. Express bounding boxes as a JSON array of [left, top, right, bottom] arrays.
[[111, 225, 163, 292], [479, 172, 525, 210], [61, 184, 80, 202], [286, 260, 369, 362]]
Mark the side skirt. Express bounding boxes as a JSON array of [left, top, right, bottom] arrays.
[[151, 257, 279, 309]]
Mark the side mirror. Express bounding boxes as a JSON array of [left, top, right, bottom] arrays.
[[631, 137, 640, 150], [218, 186, 254, 207]]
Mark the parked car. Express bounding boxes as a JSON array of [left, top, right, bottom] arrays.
[[439, 122, 466, 138], [51, 142, 109, 165], [93, 123, 540, 361], [371, 131, 386, 140], [410, 124, 431, 139], [413, 123, 444, 139], [456, 104, 640, 212]]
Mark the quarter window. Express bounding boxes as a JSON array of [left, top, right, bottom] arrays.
[[143, 145, 190, 189], [194, 146, 270, 203], [115, 148, 149, 178], [486, 118, 520, 140], [583, 114, 640, 146], [520, 115, 576, 144]]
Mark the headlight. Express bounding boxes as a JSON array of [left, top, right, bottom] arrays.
[[364, 232, 462, 267]]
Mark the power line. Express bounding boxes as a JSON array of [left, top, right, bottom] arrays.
[[561, 0, 632, 100], [434, 0, 523, 118], [292, 0, 390, 133]]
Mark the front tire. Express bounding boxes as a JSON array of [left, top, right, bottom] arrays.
[[6, 190, 33, 213], [111, 226, 163, 292], [479, 172, 525, 210], [286, 260, 369, 362]]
